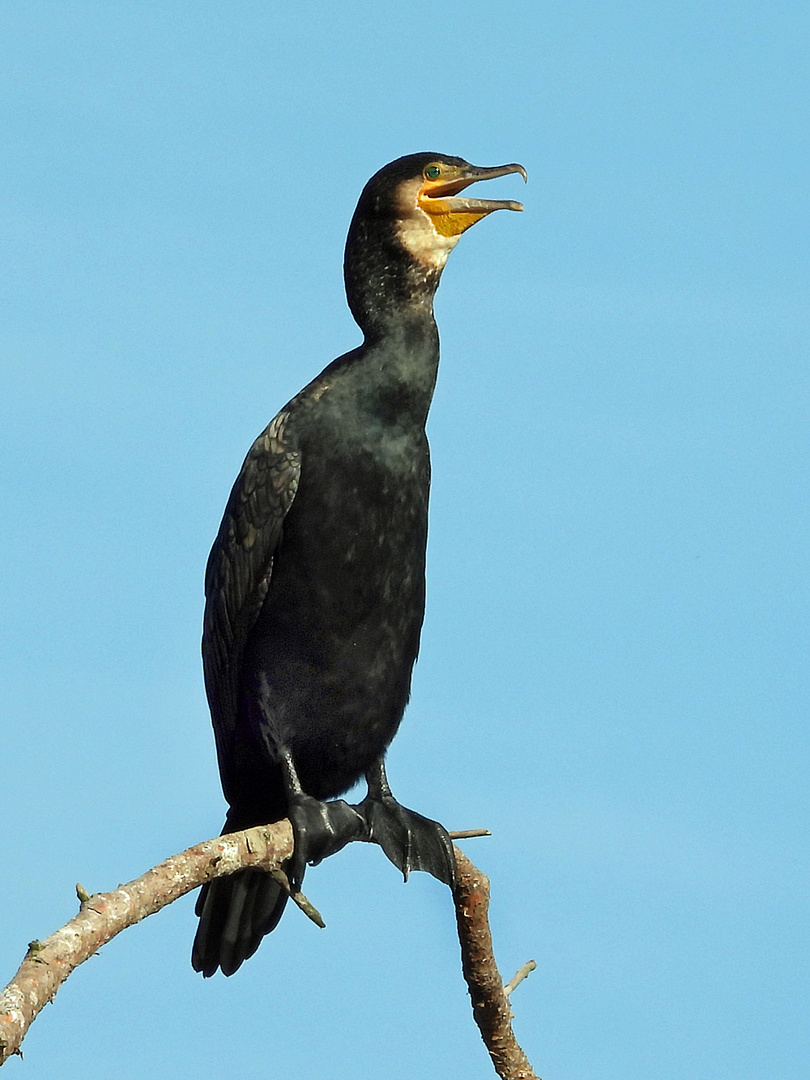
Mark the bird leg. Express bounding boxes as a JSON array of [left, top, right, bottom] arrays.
[[279, 748, 365, 892], [357, 759, 457, 888]]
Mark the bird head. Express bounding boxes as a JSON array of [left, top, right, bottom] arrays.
[[387, 154, 527, 270], [344, 153, 526, 329]]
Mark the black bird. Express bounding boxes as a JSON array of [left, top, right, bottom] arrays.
[[192, 153, 526, 977]]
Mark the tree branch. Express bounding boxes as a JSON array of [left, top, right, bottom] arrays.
[[0, 821, 295, 1065], [453, 847, 539, 1079], [0, 826, 538, 1078]]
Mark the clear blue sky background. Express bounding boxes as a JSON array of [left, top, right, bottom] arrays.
[[2, 3, 808, 1078]]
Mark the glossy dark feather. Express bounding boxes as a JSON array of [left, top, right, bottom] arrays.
[[192, 153, 524, 976]]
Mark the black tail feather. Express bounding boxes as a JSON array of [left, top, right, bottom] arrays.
[[192, 867, 290, 977]]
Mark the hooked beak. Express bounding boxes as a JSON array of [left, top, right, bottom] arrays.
[[418, 161, 527, 237]]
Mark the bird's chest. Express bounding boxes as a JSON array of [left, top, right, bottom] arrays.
[[256, 417, 430, 649], [286, 426, 428, 604], [242, 422, 430, 777]]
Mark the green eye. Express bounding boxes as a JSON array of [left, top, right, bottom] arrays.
[[424, 164, 442, 179]]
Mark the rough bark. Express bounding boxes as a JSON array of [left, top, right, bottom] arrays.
[[453, 847, 539, 1079], [0, 825, 537, 1078]]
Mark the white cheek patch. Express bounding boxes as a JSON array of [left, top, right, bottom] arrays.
[[393, 176, 460, 273], [395, 211, 460, 271]]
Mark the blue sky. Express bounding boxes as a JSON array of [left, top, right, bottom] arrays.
[[2, 2, 808, 1078]]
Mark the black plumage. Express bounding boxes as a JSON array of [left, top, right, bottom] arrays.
[[192, 153, 525, 976]]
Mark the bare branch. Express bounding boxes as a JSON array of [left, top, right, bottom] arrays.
[[504, 960, 537, 998], [0, 821, 294, 1065], [0, 828, 539, 1080], [453, 846, 540, 1080]]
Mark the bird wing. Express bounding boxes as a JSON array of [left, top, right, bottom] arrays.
[[202, 409, 301, 748]]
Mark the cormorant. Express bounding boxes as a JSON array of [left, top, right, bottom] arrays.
[[192, 153, 526, 977]]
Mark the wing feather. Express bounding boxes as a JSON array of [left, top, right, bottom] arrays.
[[202, 409, 301, 750]]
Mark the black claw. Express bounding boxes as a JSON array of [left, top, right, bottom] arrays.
[[286, 794, 366, 892], [358, 794, 457, 889]]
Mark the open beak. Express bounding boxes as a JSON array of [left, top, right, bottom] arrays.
[[418, 162, 527, 237]]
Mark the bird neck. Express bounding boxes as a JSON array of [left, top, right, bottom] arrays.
[[343, 214, 444, 340], [350, 310, 441, 430], [339, 204, 450, 427]]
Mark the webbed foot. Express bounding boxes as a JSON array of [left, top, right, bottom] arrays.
[[359, 794, 456, 887], [358, 760, 456, 888], [287, 794, 365, 892]]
